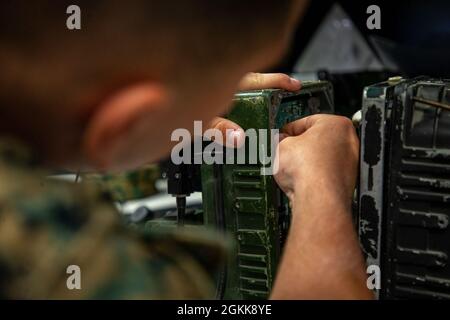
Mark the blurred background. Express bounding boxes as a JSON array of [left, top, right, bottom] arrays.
[[275, 0, 450, 117]]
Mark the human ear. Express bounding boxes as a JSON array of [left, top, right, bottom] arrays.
[[81, 82, 168, 171]]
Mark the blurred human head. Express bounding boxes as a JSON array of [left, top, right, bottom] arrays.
[[0, 0, 308, 171]]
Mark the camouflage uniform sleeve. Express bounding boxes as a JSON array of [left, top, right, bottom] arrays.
[[0, 168, 227, 299]]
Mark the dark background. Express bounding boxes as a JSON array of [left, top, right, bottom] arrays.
[[275, 0, 450, 77]]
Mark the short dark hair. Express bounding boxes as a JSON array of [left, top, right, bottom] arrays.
[[0, 0, 302, 73]]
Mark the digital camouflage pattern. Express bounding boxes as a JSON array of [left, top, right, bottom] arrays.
[[83, 165, 161, 203], [0, 138, 226, 299]]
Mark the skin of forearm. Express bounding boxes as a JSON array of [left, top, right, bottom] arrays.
[[271, 181, 374, 300]]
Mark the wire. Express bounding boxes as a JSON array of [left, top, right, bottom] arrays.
[[75, 169, 81, 183]]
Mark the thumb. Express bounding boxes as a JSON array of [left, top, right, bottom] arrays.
[[281, 115, 322, 137], [208, 117, 245, 148]]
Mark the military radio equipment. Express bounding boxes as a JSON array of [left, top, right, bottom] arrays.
[[202, 81, 334, 299], [118, 81, 334, 298], [166, 155, 202, 226], [358, 77, 450, 299]]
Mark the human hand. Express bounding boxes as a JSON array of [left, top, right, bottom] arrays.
[[271, 115, 371, 300], [208, 73, 301, 147], [274, 114, 359, 205]]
